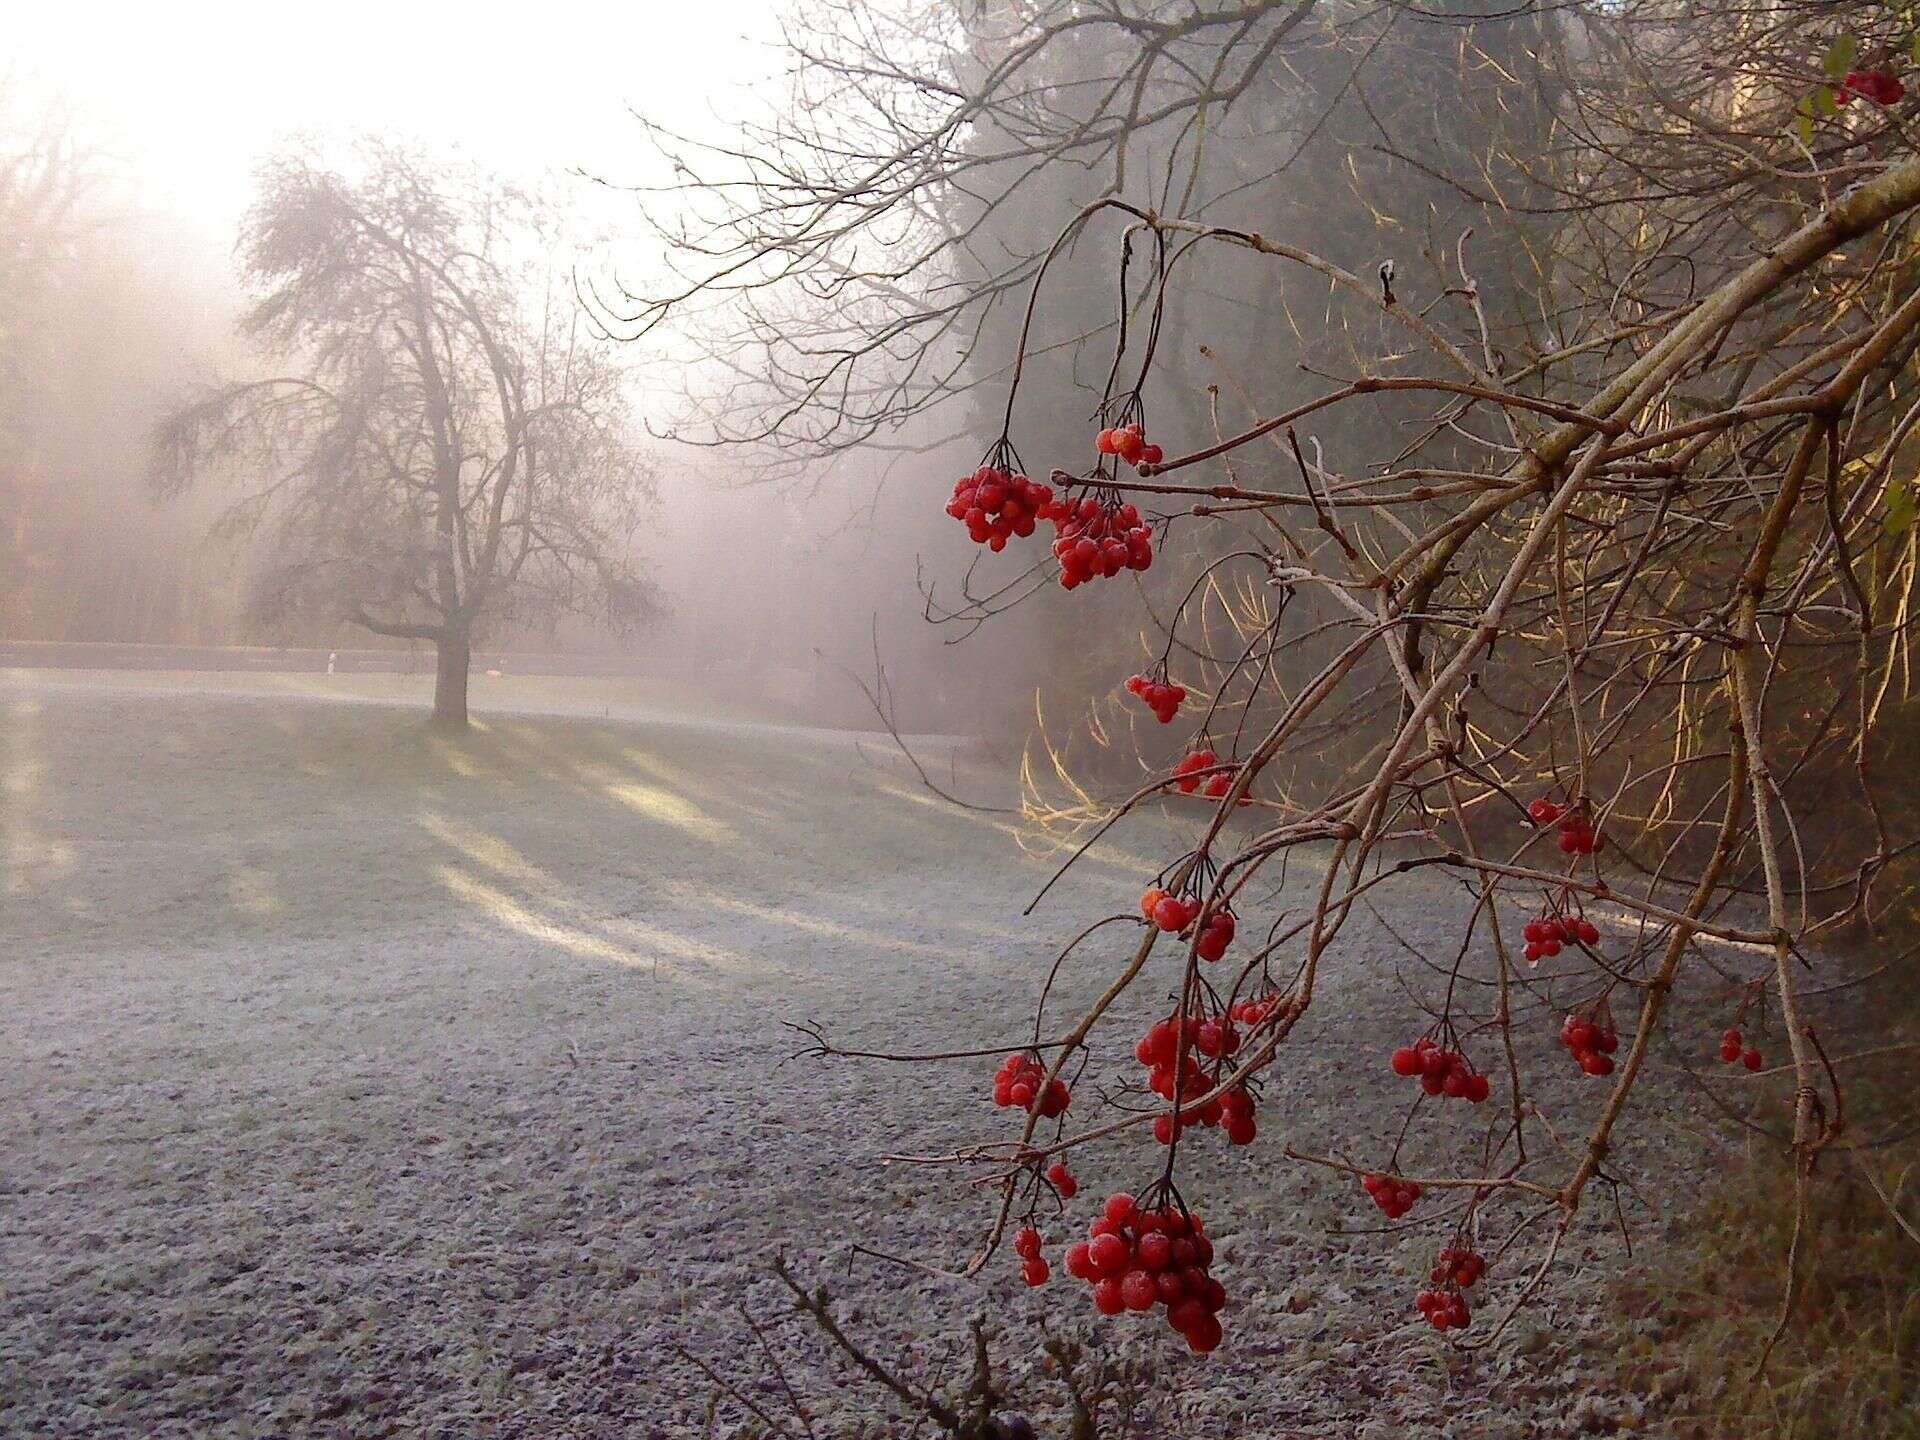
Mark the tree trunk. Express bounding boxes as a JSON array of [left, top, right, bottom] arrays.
[[431, 626, 471, 730]]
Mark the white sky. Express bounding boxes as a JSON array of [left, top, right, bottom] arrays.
[[14, 0, 786, 238]]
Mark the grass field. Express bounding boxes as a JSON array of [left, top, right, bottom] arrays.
[[0, 669, 1752, 1437]]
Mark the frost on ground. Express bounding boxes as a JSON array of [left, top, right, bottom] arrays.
[[2, 671, 1732, 1437]]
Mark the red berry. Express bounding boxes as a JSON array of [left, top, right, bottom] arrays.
[[1120, 1270, 1158, 1311], [1167, 1297, 1207, 1333], [1136, 1231, 1173, 1272], [1021, 1256, 1050, 1286], [1046, 1162, 1077, 1198], [1742, 1047, 1763, 1071], [1014, 1226, 1042, 1260], [1184, 1312, 1223, 1353], [1091, 1277, 1125, 1315], [1089, 1232, 1130, 1277]]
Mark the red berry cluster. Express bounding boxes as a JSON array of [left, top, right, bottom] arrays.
[[1062, 1194, 1227, 1354], [1134, 1016, 1257, 1145], [1838, 67, 1905, 106], [1014, 1225, 1051, 1286], [1228, 993, 1278, 1028], [1415, 1247, 1483, 1331], [993, 1052, 1071, 1116], [1430, 1244, 1485, 1289], [946, 466, 1055, 552], [1124, 671, 1186, 723], [1559, 1013, 1619, 1075], [1138, 890, 1236, 960], [1528, 796, 1602, 853], [1172, 748, 1218, 793], [1051, 494, 1154, 588], [1194, 909, 1236, 962], [1718, 1027, 1763, 1071], [1521, 912, 1598, 963], [1362, 1172, 1422, 1219], [1095, 423, 1164, 470], [1046, 1161, 1079, 1198], [1141, 886, 1199, 932], [1388, 1037, 1492, 1103]]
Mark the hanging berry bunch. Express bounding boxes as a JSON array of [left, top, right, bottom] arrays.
[[1012, 1224, 1051, 1287], [1140, 884, 1201, 935], [1388, 1034, 1492, 1103], [1139, 884, 1235, 961], [1062, 1193, 1228, 1354], [1048, 487, 1155, 588], [1558, 1008, 1619, 1076], [1528, 796, 1604, 855], [1837, 66, 1905, 107], [1133, 1014, 1257, 1145], [1095, 420, 1164, 471], [1228, 991, 1280, 1027], [992, 1051, 1071, 1117], [1718, 1026, 1763, 1071], [1124, 667, 1186, 723], [1521, 910, 1599, 963], [1361, 1173, 1422, 1219], [1415, 1245, 1484, 1331], [1171, 748, 1219, 794], [946, 442, 1056, 552]]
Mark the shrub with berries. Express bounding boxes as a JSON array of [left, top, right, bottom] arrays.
[[865, 72, 1920, 1377]]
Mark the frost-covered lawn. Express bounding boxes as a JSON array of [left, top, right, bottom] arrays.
[[2, 671, 1695, 1437]]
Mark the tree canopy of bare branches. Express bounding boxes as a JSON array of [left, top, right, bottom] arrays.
[[153, 141, 656, 727]]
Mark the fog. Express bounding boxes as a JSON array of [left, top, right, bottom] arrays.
[[2, 6, 1009, 734]]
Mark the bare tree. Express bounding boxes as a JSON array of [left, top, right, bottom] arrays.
[[153, 141, 655, 727]]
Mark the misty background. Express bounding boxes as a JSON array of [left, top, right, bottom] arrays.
[[1, 5, 1005, 732], [3, 3, 1540, 741]]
